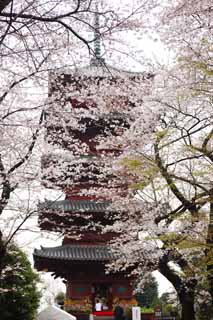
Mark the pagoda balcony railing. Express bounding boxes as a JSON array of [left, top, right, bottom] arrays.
[[41, 152, 119, 188], [42, 150, 105, 163], [44, 110, 130, 139], [38, 198, 116, 232]]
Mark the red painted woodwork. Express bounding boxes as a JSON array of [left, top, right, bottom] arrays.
[[141, 314, 155, 320], [68, 283, 91, 298], [93, 311, 113, 316], [63, 232, 117, 244], [112, 284, 132, 298]]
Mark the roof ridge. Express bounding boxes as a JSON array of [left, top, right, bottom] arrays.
[[33, 244, 114, 262]]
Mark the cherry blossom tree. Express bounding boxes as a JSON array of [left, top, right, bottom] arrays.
[[99, 1, 213, 319]]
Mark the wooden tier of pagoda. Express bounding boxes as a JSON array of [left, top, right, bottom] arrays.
[[33, 58, 145, 319]]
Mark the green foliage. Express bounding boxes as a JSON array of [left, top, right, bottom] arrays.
[[159, 292, 180, 319], [194, 62, 213, 76], [195, 280, 213, 320], [125, 307, 132, 320], [155, 129, 169, 140], [150, 296, 162, 308], [162, 304, 177, 316], [55, 291, 65, 305], [0, 244, 40, 320], [121, 156, 159, 190], [122, 158, 143, 169], [136, 275, 158, 308], [140, 307, 154, 314]]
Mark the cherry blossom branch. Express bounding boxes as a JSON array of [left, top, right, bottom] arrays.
[[5, 209, 38, 246], [0, 54, 49, 106], [0, 0, 13, 46], [159, 123, 211, 150], [154, 137, 197, 214], [8, 110, 44, 175], [169, 173, 209, 192], [166, 154, 204, 167]]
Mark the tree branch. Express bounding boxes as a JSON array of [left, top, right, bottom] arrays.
[[170, 173, 209, 192], [154, 137, 197, 214], [0, 0, 12, 13], [0, 155, 15, 215], [8, 110, 44, 175]]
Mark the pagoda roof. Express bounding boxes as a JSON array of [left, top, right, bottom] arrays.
[[50, 62, 147, 80], [39, 199, 111, 213], [33, 244, 115, 261]]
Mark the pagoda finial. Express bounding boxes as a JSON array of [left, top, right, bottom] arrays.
[[91, 0, 104, 66], [94, 1, 101, 58]]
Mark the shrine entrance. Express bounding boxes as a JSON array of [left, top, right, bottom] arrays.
[[92, 283, 112, 311]]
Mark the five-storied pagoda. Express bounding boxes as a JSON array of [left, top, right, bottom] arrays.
[[33, 7, 145, 320]]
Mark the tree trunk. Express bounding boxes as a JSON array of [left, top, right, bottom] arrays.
[[179, 288, 196, 320], [0, 231, 6, 276], [207, 197, 213, 302], [159, 256, 196, 320], [0, 0, 12, 13]]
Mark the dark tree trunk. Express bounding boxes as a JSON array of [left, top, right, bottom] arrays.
[[0, 0, 12, 13], [159, 256, 197, 320], [0, 231, 6, 276], [179, 287, 196, 320]]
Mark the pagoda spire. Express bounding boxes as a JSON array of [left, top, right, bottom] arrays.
[[91, 1, 104, 65], [94, 2, 101, 58]]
